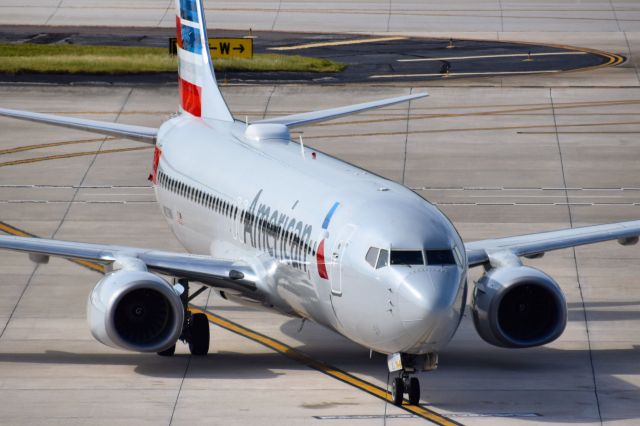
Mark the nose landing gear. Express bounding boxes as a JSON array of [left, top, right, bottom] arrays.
[[388, 352, 438, 406], [391, 373, 421, 406]]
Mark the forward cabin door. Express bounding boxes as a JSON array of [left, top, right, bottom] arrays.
[[329, 225, 356, 296]]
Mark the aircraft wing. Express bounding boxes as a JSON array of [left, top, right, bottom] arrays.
[[0, 107, 157, 143], [465, 220, 640, 267], [0, 234, 257, 294], [255, 92, 428, 128]]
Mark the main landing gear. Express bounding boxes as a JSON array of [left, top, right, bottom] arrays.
[[388, 352, 438, 406], [157, 279, 210, 357]]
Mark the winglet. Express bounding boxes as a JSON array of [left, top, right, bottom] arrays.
[[175, 0, 233, 121]]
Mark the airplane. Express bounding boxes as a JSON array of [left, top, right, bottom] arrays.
[[1, 0, 639, 408]]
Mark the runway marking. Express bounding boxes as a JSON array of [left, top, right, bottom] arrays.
[[369, 70, 561, 79], [0, 137, 117, 156], [0, 220, 462, 426], [269, 36, 407, 51], [398, 51, 588, 62], [190, 306, 463, 426], [0, 146, 151, 168]]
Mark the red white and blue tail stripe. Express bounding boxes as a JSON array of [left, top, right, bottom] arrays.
[[175, 0, 233, 121]]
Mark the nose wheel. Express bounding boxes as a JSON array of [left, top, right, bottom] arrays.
[[391, 373, 421, 406]]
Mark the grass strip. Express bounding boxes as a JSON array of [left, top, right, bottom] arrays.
[[0, 43, 346, 74]]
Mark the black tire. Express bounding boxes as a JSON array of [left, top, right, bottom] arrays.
[[408, 377, 420, 405], [391, 377, 404, 406], [188, 313, 210, 356], [157, 344, 176, 357]]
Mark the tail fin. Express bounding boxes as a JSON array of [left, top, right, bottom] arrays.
[[175, 0, 233, 121]]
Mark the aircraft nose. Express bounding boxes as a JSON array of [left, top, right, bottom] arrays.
[[396, 268, 461, 348]]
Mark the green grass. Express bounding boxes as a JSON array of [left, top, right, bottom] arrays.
[[0, 43, 346, 74], [216, 53, 346, 73]]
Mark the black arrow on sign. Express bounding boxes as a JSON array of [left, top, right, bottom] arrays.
[[233, 45, 245, 53]]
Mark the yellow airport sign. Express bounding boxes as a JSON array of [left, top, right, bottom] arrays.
[[208, 38, 253, 59], [169, 37, 253, 59]]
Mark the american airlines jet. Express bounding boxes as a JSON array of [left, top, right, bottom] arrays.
[[1, 0, 639, 407]]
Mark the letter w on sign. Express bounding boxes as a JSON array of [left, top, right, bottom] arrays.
[[208, 38, 253, 59]]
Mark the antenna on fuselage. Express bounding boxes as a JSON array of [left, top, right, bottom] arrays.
[[299, 134, 305, 160]]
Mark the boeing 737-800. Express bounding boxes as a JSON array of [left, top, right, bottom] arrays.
[[1, 0, 639, 407]]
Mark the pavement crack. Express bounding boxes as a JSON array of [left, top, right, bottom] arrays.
[[261, 85, 277, 119], [44, 0, 63, 26], [50, 88, 134, 239], [271, 0, 283, 31], [622, 31, 640, 85], [168, 356, 192, 426], [157, 0, 173, 27], [0, 264, 39, 341], [386, 0, 393, 32], [550, 88, 603, 425]]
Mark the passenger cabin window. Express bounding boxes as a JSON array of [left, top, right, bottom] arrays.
[[390, 250, 424, 266], [365, 247, 379, 267], [425, 249, 456, 265]]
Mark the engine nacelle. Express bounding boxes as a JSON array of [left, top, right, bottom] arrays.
[[472, 266, 567, 348], [87, 270, 184, 352]]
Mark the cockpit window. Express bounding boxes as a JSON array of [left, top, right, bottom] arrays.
[[376, 249, 389, 269], [390, 250, 424, 266], [365, 247, 379, 267], [425, 249, 456, 265]]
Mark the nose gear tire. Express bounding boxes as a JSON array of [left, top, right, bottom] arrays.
[[392, 377, 404, 406], [408, 377, 420, 405]]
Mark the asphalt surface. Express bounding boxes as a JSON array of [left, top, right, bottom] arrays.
[[1, 82, 640, 426], [0, 26, 623, 84]]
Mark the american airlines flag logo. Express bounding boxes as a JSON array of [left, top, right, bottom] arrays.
[[317, 202, 340, 280]]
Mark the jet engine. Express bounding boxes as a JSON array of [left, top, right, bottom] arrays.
[[471, 266, 567, 348], [87, 270, 184, 352]]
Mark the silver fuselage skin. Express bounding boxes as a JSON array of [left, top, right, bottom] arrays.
[[154, 115, 468, 355]]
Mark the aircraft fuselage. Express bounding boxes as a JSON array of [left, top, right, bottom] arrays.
[[153, 115, 468, 355]]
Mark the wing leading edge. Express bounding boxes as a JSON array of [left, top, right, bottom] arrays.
[[465, 220, 640, 267], [0, 108, 157, 143], [0, 234, 257, 294]]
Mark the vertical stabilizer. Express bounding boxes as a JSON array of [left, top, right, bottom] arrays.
[[175, 0, 233, 121]]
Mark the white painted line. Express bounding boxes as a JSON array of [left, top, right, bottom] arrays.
[[369, 70, 562, 79], [398, 51, 588, 63], [269, 36, 407, 51]]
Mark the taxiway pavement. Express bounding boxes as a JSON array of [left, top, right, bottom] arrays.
[[0, 80, 639, 425], [1, 0, 640, 424]]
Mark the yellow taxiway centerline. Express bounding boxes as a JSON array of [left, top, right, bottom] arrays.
[[269, 36, 407, 51], [0, 219, 461, 425], [0, 146, 151, 168], [0, 137, 116, 156], [190, 306, 463, 426]]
